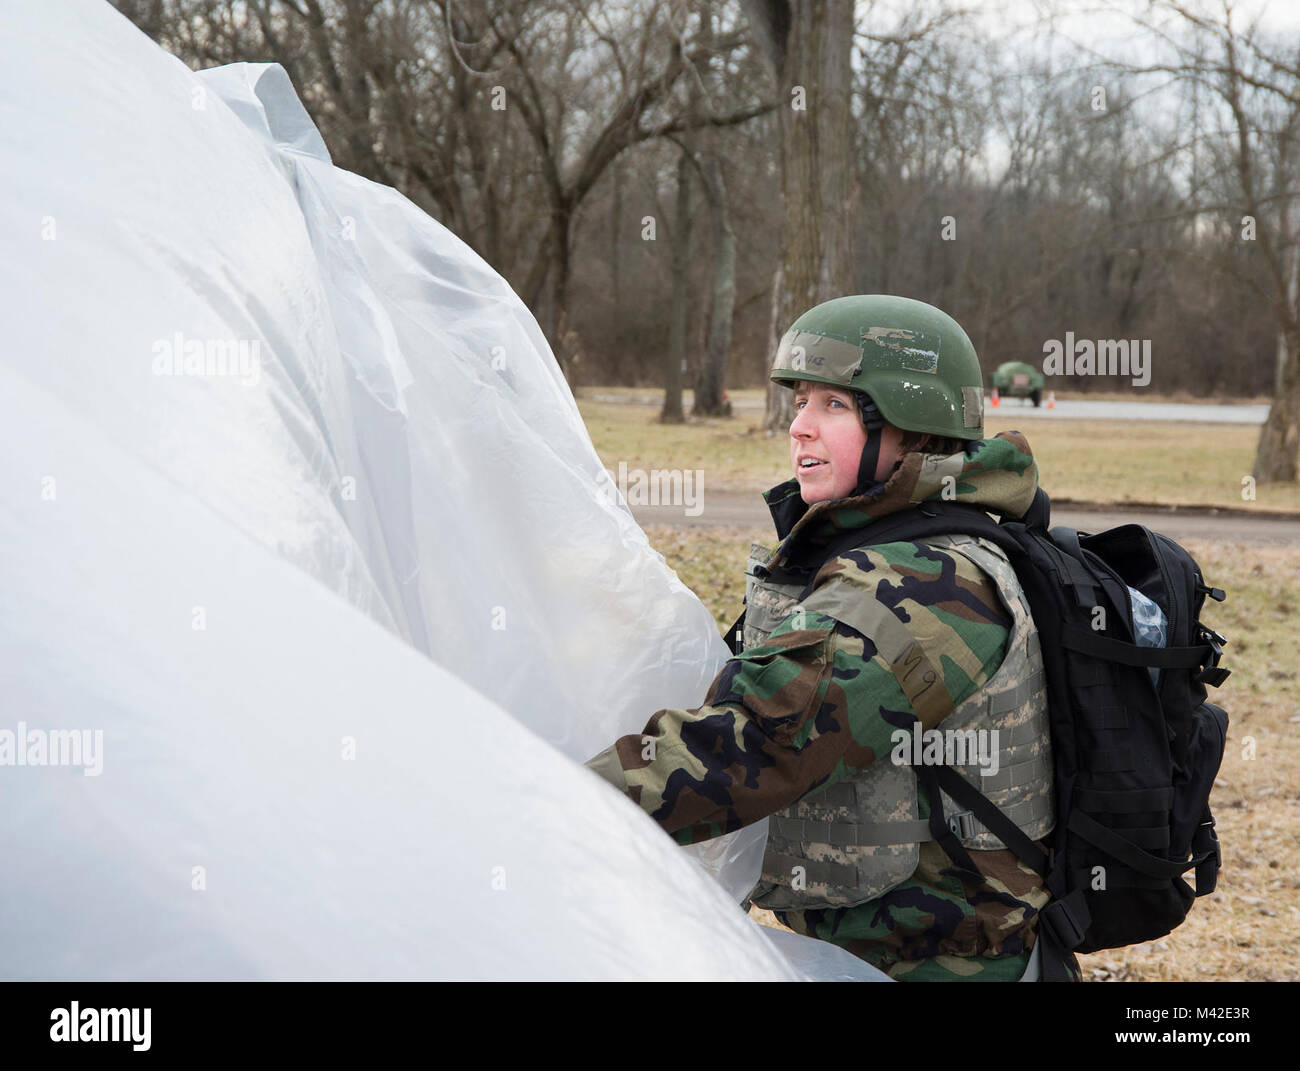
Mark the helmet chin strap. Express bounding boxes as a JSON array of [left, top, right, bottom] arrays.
[[852, 392, 887, 495]]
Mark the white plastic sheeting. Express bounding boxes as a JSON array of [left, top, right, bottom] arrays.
[[0, 2, 886, 980]]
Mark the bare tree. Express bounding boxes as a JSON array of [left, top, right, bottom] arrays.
[[687, 1, 737, 418], [746, 0, 860, 433], [114, 0, 1295, 409], [481, 0, 771, 380], [662, 146, 692, 423], [1120, 0, 1300, 481], [694, 149, 738, 416]]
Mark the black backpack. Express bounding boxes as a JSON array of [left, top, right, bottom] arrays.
[[733, 488, 1229, 981]]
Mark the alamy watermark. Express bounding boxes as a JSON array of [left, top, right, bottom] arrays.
[[890, 722, 1000, 777], [0, 722, 103, 776], [50, 1002, 150, 1051], [152, 331, 261, 387], [599, 461, 704, 517], [1042, 332, 1151, 386]]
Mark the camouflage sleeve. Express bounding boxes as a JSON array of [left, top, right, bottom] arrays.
[[584, 540, 1012, 847], [584, 620, 839, 846]]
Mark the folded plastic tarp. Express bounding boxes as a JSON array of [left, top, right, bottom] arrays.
[[0, 1, 886, 980]]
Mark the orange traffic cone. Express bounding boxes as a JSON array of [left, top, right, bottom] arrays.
[[1046, 391, 1056, 409], [990, 387, 1000, 407]]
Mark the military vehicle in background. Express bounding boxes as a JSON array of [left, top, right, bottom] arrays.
[[991, 360, 1045, 406]]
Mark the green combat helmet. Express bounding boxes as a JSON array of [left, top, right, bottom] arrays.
[[771, 294, 985, 493]]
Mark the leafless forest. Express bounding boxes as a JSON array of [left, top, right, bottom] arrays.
[[114, 0, 1300, 481]]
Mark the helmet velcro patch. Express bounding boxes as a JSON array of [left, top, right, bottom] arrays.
[[861, 326, 940, 374]]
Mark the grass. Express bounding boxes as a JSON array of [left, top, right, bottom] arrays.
[[639, 524, 1300, 982], [983, 414, 1300, 514], [577, 393, 1300, 514]]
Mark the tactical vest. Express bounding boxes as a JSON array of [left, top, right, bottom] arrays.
[[745, 532, 1054, 911]]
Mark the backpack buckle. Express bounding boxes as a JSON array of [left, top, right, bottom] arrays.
[[1041, 897, 1088, 951], [1195, 626, 1231, 686], [947, 811, 976, 840]]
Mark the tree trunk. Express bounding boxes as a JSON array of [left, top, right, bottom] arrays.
[[551, 203, 575, 387], [1253, 324, 1300, 483], [693, 151, 735, 417], [661, 149, 690, 424], [764, 264, 792, 434], [611, 156, 623, 309], [752, 0, 855, 433], [1254, 206, 1300, 482], [778, 0, 855, 315]]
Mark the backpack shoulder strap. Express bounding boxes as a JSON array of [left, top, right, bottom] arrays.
[[792, 502, 1024, 601], [726, 488, 1053, 652]]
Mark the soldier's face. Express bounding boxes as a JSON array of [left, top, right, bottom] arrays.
[[790, 382, 904, 503]]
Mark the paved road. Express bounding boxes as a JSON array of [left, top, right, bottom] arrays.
[[590, 392, 1269, 425], [985, 398, 1268, 424], [631, 491, 1300, 545]]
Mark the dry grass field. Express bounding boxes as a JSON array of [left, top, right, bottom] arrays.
[[579, 391, 1300, 982], [578, 390, 1300, 514]]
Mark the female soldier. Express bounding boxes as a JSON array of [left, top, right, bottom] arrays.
[[585, 295, 1070, 982]]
